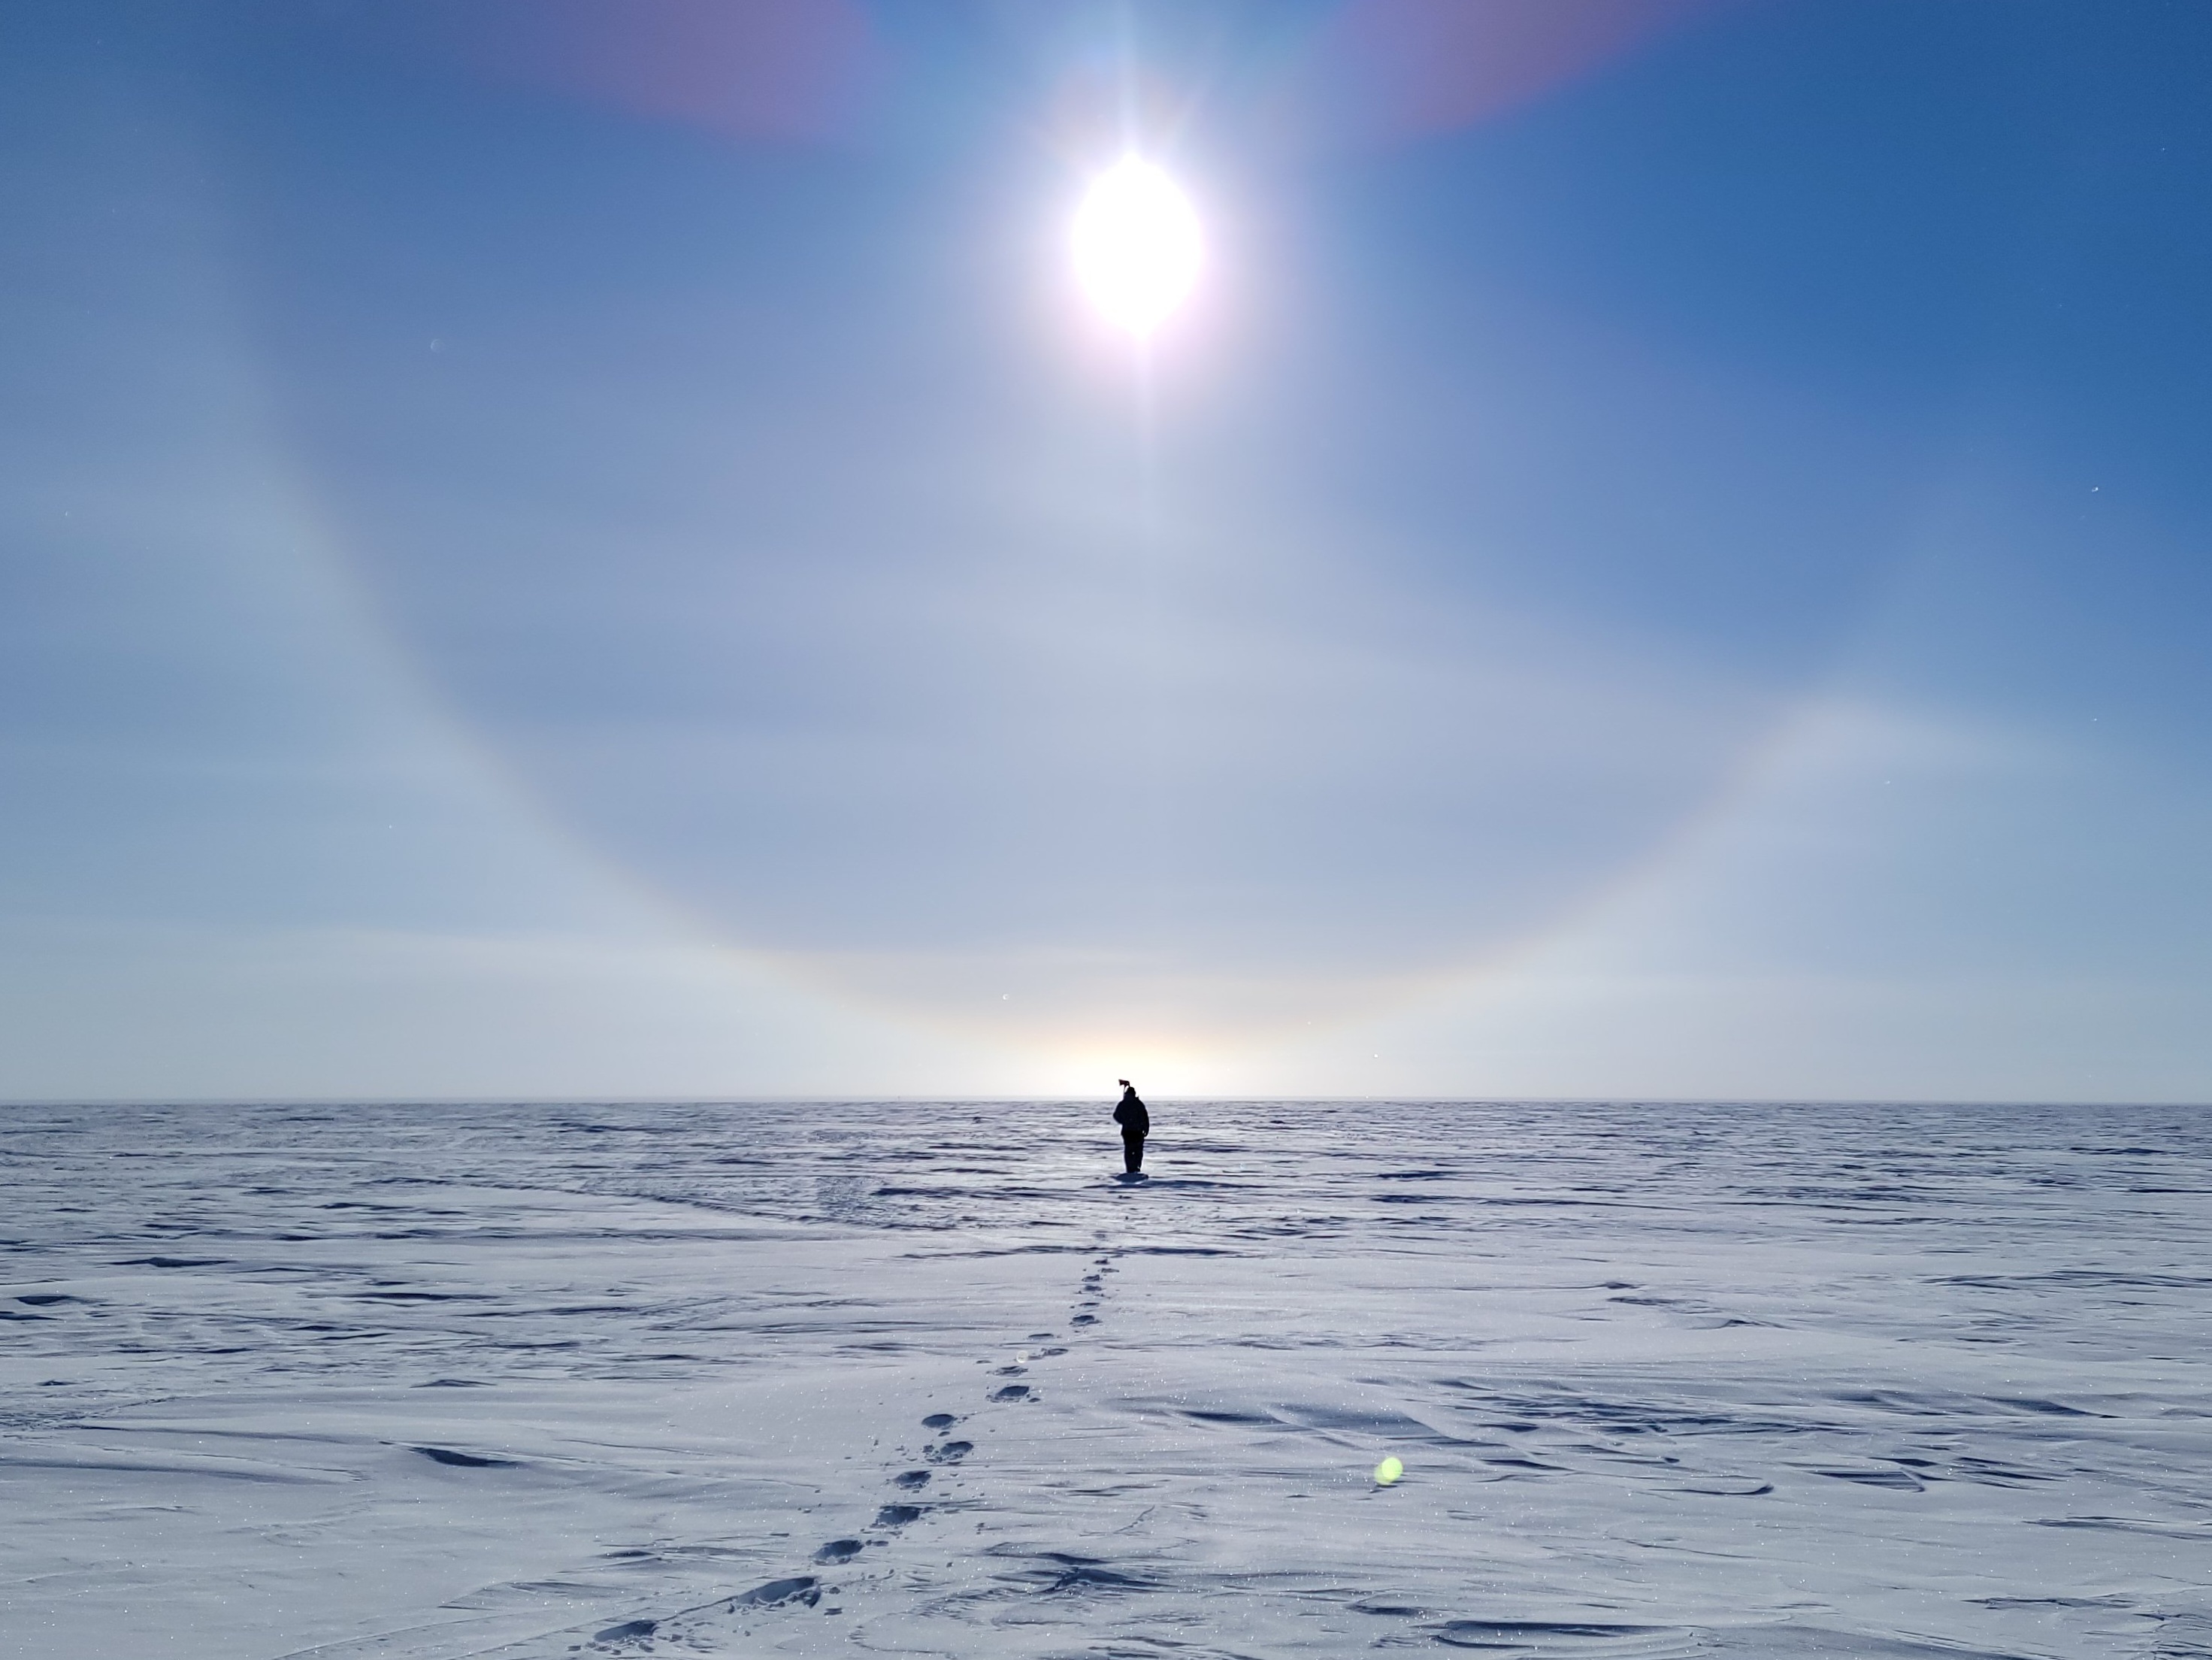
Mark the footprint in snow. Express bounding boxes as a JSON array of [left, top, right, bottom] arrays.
[[729, 1576, 819, 1608], [413, 1446, 517, 1468]]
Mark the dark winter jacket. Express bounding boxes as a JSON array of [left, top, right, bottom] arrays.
[[1112, 1089, 1149, 1137]]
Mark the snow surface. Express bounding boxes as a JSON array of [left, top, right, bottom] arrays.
[[4, 1098, 2210, 1659]]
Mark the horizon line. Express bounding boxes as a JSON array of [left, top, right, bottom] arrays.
[[2, 1095, 2204, 1110]]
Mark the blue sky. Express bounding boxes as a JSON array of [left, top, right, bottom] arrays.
[[5, 1, 2210, 1100]]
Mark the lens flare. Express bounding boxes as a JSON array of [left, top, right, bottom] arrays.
[[1070, 157, 1202, 337]]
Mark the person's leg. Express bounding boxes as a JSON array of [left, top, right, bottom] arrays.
[[1124, 1134, 1144, 1173]]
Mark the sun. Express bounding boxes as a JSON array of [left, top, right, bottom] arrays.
[[1070, 157, 1203, 338]]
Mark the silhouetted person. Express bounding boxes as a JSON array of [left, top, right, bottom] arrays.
[[1113, 1080, 1149, 1174]]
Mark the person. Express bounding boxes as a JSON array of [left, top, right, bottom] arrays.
[[1112, 1080, 1149, 1174]]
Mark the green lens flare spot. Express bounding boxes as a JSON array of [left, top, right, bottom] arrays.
[[1373, 1456, 1404, 1486]]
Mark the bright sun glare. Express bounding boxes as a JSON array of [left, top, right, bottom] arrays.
[[1070, 158, 1202, 338]]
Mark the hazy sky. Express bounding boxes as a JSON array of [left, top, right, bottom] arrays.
[[6, 0, 2211, 1101]]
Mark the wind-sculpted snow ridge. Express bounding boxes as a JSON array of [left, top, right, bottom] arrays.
[[3, 1101, 2211, 1658]]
